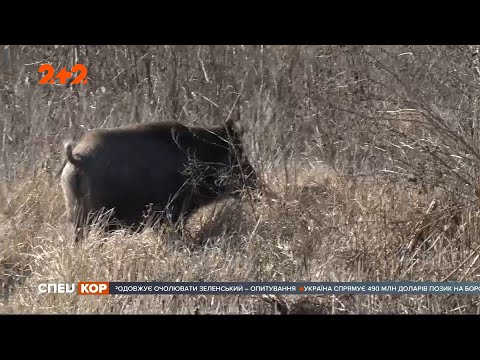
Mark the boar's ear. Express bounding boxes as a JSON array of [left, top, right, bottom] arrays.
[[225, 118, 244, 137]]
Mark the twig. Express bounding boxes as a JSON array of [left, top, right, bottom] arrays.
[[197, 46, 210, 83]]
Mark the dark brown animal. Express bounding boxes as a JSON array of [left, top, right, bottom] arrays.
[[59, 120, 258, 242]]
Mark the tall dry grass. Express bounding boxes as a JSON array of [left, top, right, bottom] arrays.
[[2, 45, 480, 314]]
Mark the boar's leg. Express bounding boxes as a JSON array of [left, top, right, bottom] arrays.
[[72, 203, 88, 243]]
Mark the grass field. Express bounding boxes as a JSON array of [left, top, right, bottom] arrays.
[[2, 45, 480, 314]]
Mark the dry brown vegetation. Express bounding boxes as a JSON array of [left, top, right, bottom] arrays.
[[2, 45, 480, 314]]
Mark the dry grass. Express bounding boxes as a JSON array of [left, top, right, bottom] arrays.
[[2, 45, 480, 314], [2, 162, 480, 314]]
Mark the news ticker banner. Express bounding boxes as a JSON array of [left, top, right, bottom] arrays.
[[36, 281, 480, 295]]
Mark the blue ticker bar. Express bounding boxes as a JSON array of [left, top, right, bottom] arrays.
[[107, 282, 480, 295]]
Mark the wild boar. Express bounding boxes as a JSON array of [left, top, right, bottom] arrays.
[[59, 119, 258, 241]]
